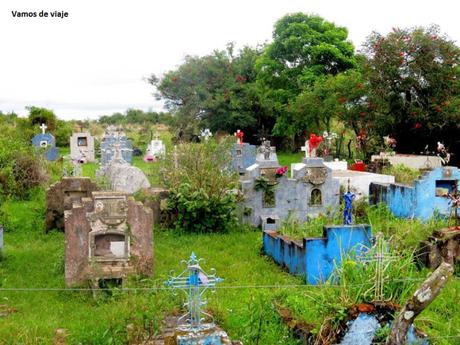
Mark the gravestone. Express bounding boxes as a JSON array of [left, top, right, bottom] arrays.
[[100, 127, 133, 165], [64, 191, 153, 287], [231, 130, 256, 174], [241, 142, 340, 228], [97, 142, 150, 194], [370, 166, 460, 220], [70, 132, 95, 162], [31, 123, 60, 161], [45, 177, 99, 232], [144, 135, 166, 162]]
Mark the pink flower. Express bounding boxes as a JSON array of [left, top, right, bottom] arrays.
[[276, 166, 288, 176]]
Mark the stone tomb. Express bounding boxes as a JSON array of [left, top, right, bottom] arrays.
[[31, 123, 60, 161], [240, 142, 340, 228], [144, 137, 166, 162], [332, 170, 395, 199], [64, 191, 153, 287], [70, 132, 95, 162], [370, 166, 460, 221], [45, 177, 99, 232]]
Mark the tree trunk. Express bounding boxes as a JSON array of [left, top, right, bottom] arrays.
[[386, 261, 453, 345]]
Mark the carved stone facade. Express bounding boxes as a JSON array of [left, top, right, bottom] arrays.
[[241, 152, 340, 228], [45, 177, 99, 232], [64, 191, 153, 287]]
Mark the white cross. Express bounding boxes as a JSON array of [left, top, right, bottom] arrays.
[[301, 140, 316, 158], [39, 123, 47, 134]]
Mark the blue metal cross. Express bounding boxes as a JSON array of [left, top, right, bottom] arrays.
[[165, 252, 223, 331]]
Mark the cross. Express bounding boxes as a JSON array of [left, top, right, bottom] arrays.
[[200, 128, 212, 141], [173, 145, 178, 169], [301, 141, 310, 158], [39, 123, 47, 134], [360, 233, 398, 303], [165, 252, 223, 331], [234, 130, 244, 144]]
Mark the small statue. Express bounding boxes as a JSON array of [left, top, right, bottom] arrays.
[[437, 141, 451, 166], [258, 139, 272, 160], [343, 180, 356, 225]]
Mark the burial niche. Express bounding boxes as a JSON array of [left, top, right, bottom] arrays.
[[310, 188, 322, 206]]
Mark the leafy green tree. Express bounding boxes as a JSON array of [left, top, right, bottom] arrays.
[[362, 25, 460, 155], [150, 44, 272, 140], [27, 106, 57, 132], [256, 13, 356, 142]]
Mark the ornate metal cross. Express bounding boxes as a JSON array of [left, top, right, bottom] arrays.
[[165, 252, 223, 331], [361, 233, 398, 302]]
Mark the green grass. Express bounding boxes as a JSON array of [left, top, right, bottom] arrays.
[[277, 151, 304, 167], [1, 146, 459, 344]]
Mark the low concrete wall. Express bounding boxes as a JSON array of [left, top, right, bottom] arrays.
[[333, 170, 395, 198], [263, 225, 372, 285], [371, 153, 442, 170]]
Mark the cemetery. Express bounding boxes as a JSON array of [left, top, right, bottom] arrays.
[[1, 7, 460, 345]]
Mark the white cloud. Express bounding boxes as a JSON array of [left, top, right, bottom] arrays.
[[1, 0, 459, 120]]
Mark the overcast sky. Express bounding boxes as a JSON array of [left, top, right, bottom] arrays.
[[1, 0, 459, 120]]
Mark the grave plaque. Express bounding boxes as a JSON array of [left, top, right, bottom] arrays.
[[303, 167, 328, 185]]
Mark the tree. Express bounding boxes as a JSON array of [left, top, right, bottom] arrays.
[[362, 25, 460, 156], [27, 106, 57, 132], [256, 13, 356, 142], [149, 44, 273, 141]]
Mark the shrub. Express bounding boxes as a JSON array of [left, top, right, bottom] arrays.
[[0, 119, 47, 200], [160, 138, 239, 232]]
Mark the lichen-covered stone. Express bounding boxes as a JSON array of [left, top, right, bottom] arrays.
[[45, 177, 99, 232]]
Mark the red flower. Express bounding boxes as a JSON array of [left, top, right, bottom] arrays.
[[338, 96, 346, 103], [308, 134, 323, 151], [276, 166, 288, 176], [414, 123, 422, 129]]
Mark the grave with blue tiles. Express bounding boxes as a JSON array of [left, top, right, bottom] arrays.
[[370, 166, 460, 221], [162, 252, 238, 345], [31, 123, 60, 161], [100, 126, 133, 165]]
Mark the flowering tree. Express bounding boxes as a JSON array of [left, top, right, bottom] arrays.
[[362, 25, 460, 156]]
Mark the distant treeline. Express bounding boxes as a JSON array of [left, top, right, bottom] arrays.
[[98, 109, 175, 126]]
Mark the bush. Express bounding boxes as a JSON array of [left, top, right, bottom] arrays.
[[160, 138, 239, 232], [0, 119, 47, 200]]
